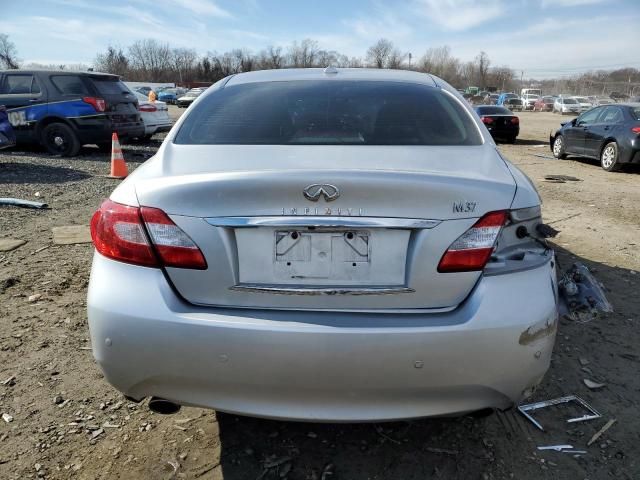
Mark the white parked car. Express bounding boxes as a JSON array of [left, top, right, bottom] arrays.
[[521, 94, 539, 110], [573, 96, 594, 112], [134, 92, 172, 140], [553, 97, 580, 115], [177, 88, 206, 108], [88, 68, 557, 421]]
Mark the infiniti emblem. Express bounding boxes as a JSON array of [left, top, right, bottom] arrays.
[[303, 184, 340, 202]]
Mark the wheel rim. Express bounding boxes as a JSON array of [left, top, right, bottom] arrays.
[[553, 137, 563, 156], [46, 127, 68, 153], [602, 145, 615, 168]]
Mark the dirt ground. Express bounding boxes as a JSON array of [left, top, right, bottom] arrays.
[[1, 109, 639, 480]]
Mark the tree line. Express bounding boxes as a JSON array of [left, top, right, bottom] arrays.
[[1, 33, 638, 96], [92, 38, 514, 90]]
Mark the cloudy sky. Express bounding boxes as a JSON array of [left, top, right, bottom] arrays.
[[1, 0, 638, 78]]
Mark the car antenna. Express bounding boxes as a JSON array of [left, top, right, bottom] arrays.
[[324, 66, 338, 75]]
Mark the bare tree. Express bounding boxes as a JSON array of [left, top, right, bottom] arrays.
[[474, 51, 491, 88], [288, 39, 319, 67], [257, 46, 284, 70], [94, 46, 129, 76], [0, 34, 20, 69], [128, 39, 172, 81], [171, 47, 198, 82], [418, 46, 460, 84], [386, 49, 406, 70], [489, 66, 514, 91], [366, 38, 394, 68]]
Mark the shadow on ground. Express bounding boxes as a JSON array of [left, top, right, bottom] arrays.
[[563, 156, 640, 174], [515, 139, 548, 146], [0, 162, 91, 183]]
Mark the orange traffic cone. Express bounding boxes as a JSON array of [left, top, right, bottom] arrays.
[[109, 132, 128, 179]]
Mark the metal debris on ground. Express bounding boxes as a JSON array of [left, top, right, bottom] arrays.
[[583, 379, 606, 390], [587, 419, 617, 446], [544, 175, 582, 183], [0, 198, 48, 209], [559, 263, 613, 322], [530, 154, 555, 160], [538, 445, 575, 452], [518, 395, 601, 431], [52, 225, 92, 245]]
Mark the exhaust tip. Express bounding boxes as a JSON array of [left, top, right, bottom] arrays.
[[148, 397, 181, 415]]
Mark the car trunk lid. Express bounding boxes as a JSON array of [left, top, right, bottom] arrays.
[[88, 74, 140, 127], [134, 144, 516, 311]]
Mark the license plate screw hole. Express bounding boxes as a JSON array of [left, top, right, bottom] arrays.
[[286, 262, 291, 266], [352, 262, 357, 267], [346, 232, 354, 240], [291, 232, 299, 240]]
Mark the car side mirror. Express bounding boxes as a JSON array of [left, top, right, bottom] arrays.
[[572, 119, 579, 126]]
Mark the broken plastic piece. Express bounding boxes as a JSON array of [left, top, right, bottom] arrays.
[[0, 198, 48, 209], [518, 395, 601, 431], [558, 263, 613, 322]]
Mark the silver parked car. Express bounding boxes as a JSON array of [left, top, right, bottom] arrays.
[[88, 68, 558, 422]]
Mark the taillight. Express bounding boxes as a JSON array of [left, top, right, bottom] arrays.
[[481, 116, 494, 124], [437, 210, 508, 273], [632, 126, 640, 134], [90, 200, 157, 267], [90, 200, 207, 270], [82, 96, 106, 112], [510, 117, 519, 125], [138, 104, 157, 112], [140, 207, 207, 269]]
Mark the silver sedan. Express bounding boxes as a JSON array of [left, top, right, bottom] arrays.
[[88, 68, 558, 421]]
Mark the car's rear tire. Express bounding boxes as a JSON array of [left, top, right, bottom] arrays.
[[506, 136, 517, 144], [552, 135, 567, 159], [600, 141, 620, 172], [41, 122, 80, 157]]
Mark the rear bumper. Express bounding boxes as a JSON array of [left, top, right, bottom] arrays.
[[144, 122, 173, 135], [87, 253, 558, 421], [487, 126, 519, 139], [72, 116, 145, 144]]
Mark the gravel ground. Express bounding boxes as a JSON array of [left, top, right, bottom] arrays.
[[1, 109, 639, 479]]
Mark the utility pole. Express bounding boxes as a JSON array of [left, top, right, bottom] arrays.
[[408, 53, 412, 69], [520, 70, 524, 92]]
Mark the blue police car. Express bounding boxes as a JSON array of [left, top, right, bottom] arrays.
[[0, 70, 144, 156], [0, 105, 16, 149]]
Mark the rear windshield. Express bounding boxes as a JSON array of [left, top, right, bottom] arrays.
[[175, 81, 482, 146], [476, 106, 511, 115], [563, 98, 578, 104], [90, 77, 130, 95]]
